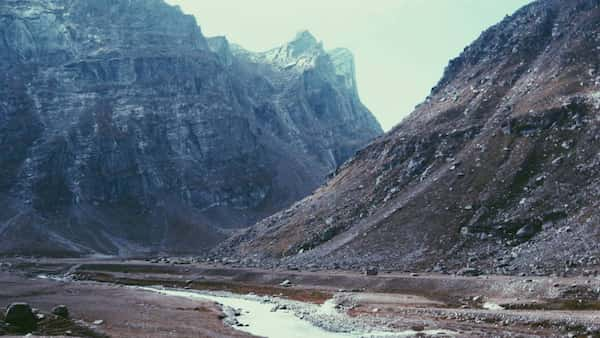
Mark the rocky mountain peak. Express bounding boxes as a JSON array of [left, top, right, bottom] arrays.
[[257, 30, 327, 71], [0, 0, 209, 67], [290, 30, 320, 53], [329, 48, 358, 93]]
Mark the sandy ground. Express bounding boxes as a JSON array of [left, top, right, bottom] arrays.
[[2, 258, 600, 337], [0, 270, 253, 338]]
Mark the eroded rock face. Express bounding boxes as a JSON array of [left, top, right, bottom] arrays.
[[219, 0, 600, 275], [0, 0, 382, 256]]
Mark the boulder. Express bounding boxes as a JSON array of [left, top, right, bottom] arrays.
[[5, 303, 37, 332], [457, 267, 482, 276], [516, 224, 538, 240], [365, 267, 379, 276], [51, 305, 69, 318]]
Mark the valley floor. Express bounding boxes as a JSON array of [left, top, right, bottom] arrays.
[[0, 266, 252, 337], [1, 258, 599, 337]]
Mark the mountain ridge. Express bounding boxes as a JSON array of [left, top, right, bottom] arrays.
[[216, 0, 600, 276]]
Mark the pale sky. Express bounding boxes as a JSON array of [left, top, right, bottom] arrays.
[[165, 0, 533, 131]]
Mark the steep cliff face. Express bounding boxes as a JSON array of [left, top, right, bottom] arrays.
[[220, 0, 600, 275], [0, 0, 381, 256]]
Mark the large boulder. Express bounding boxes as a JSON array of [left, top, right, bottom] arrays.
[[5, 302, 37, 332], [51, 305, 69, 318]]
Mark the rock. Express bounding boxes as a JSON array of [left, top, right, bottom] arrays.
[[222, 306, 241, 325], [411, 325, 425, 332], [5, 303, 37, 332], [516, 224, 538, 239], [365, 267, 379, 276], [457, 267, 482, 276], [433, 264, 446, 273], [52, 305, 69, 318]]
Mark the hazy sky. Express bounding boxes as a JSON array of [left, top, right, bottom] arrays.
[[165, 0, 532, 131]]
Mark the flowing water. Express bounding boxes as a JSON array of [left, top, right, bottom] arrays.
[[142, 287, 455, 338]]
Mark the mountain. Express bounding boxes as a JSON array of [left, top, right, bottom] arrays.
[[218, 0, 600, 276], [0, 0, 382, 257]]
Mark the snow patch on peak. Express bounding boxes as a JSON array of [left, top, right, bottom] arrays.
[[250, 31, 325, 72]]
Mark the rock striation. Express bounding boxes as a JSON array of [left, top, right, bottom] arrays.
[[0, 0, 382, 256], [218, 0, 600, 276]]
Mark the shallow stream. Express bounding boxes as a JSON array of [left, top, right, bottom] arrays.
[[142, 287, 455, 338]]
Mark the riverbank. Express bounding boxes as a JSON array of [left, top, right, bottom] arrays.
[[2, 257, 600, 337], [0, 270, 253, 337]]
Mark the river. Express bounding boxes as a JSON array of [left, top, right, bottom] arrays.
[[141, 287, 455, 338]]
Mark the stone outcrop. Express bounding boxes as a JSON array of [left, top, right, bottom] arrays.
[[0, 0, 382, 256]]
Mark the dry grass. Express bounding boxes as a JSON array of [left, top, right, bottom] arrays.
[[75, 271, 331, 304]]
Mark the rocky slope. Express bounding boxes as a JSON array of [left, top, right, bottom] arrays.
[[218, 0, 600, 276], [0, 0, 381, 256]]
